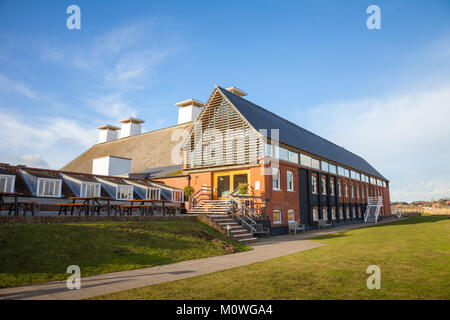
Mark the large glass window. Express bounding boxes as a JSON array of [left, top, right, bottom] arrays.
[[338, 167, 345, 176], [272, 168, 280, 190], [312, 175, 318, 194], [288, 151, 299, 164], [0, 174, 15, 193], [311, 158, 320, 170], [321, 176, 327, 195], [313, 208, 319, 221], [321, 161, 329, 172], [329, 164, 337, 174], [300, 153, 312, 167], [279, 147, 289, 161], [287, 171, 294, 192], [264, 143, 272, 157], [344, 169, 350, 178], [37, 178, 62, 197]]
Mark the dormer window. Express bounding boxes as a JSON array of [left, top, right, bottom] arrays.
[[37, 178, 62, 197], [81, 182, 101, 197], [117, 185, 133, 200], [0, 174, 15, 193]]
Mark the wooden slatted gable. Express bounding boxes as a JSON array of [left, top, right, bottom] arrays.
[[183, 87, 263, 169]]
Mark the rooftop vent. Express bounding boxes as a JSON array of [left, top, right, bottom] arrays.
[[119, 117, 145, 138], [175, 99, 204, 124], [97, 124, 120, 144], [226, 86, 247, 97], [92, 156, 131, 176]]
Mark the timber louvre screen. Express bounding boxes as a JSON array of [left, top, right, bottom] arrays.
[[183, 89, 263, 169]]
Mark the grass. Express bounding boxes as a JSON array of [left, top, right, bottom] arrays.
[[0, 220, 250, 288], [94, 215, 450, 300]]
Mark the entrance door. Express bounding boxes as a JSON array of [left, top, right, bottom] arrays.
[[213, 170, 250, 199]]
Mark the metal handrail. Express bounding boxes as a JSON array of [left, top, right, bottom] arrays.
[[190, 186, 212, 208]]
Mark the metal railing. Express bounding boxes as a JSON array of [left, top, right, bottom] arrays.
[[189, 185, 212, 208], [364, 196, 383, 223]]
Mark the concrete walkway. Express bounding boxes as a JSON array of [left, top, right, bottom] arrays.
[[0, 217, 399, 300]]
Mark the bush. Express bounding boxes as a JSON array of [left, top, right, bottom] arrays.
[[184, 185, 195, 198], [237, 183, 249, 196]]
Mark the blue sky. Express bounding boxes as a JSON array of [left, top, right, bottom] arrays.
[[0, 0, 449, 202]]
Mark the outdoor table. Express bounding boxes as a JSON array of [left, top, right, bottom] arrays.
[[68, 197, 114, 216], [126, 199, 171, 216], [0, 192, 24, 216]]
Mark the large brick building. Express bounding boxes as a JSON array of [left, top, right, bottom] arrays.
[[62, 85, 390, 234]]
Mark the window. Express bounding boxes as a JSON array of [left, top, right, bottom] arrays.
[[321, 161, 329, 172], [312, 175, 318, 194], [288, 151, 298, 163], [117, 185, 133, 200], [279, 147, 289, 161], [351, 184, 354, 198], [356, 185, 360, 198], [311, 158, 320, 170], [330, 178, 335, 196], [147, 187, 160, 200], [329, 164, 337, 174], [287, 209, 295, 222], [344, 169, 350, 178], [265, 143, 272, 157], [272, 145, 280, 159], [172, 190, 184, 202], [338, 181, 342, 197], [287, 171, 294, 191], [358, 207, 362, 218], [0, 174, 15, 193], [321, 176, 327, 195], [366, 186, 369, 199], [345, 183, 348, 197], [81, 182, 101, 197], [273, 210, 282, 224], [313, 208, 319, 221], [331, 207, 336, 220], [352, 207, 356, 218], [339, 208, 344, 219], [37, 178, 62, 197], [345, 208, 350, 219], [323, 207, 328, 220], [272, 168, 280, 190], [338, 167, 345, 176], [362, 187, 365, 199], [300, 153, 312, 167]]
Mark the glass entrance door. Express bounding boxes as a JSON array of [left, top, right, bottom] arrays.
[[216, 175, 231, 198], [233, 174, 248, 194], [213, 170, 250, 199]]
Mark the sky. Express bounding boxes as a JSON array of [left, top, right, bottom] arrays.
[[0, 0, 449, 202]]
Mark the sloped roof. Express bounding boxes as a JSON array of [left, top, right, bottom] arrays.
[[218, 86, 386, 179], [61, 122, 193, 174]]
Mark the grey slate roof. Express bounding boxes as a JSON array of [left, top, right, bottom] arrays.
[[218, 86, 386, 180]]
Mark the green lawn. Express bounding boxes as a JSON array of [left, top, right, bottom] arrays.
[[0, 220, 250, 288], [94, 215, 450, 300]]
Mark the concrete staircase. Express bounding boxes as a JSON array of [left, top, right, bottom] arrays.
[[188, 200, 257, 243]]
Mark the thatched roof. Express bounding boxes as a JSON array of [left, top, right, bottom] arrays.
[[61, 122, 193, 174]]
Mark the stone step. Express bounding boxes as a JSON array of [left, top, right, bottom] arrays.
[[217, 222, 238, 226], [238, 237, 258, 242], [232, 233, 253, 238]]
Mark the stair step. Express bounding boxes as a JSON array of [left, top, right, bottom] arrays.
[[233, 233, 253, 237], [221, 225, 241, 229], [238, 237, 258, 242], [217, 222, 238, 226]]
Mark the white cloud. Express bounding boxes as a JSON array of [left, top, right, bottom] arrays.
[[84, 93, 138, 120], [0, 73, 38, 100], [3, 154, 50, 169], [298, 84, 450, 202]]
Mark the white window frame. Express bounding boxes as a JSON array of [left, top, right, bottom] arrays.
[[312, 175, 318, 194], [346, 208, 350, 219], [331, 207, 336, 220], [272, 168, 281, 191], [323, 208, 328, 221], [146, 187, 161, 200], [321, 176, 327, 195], [345, 183, 348, 197], [273, 210, 282, 224], [287, 171, 294, 192], [287, 209, 295, 222], [172, 190, 184, 203], [81, 182, 101, 197], [116, 185, 133, 200], [330, 179, 335, 196], [338, 181, 342, 197], [0, 174, 15, 193], [37, 178, 62, 197], [358, 207, 362, 218], [339, 208, 344, 220], [351, 184, 354, 198], [356, 185, 360, 198], [352, 207, 356, 218], [313, 208, 319, 221]]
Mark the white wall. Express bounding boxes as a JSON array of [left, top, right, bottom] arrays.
[[178, 105, 202, 124], [120, 122, 142, 138], [98, 129, 118, 143], [92, 156, 131, 176]]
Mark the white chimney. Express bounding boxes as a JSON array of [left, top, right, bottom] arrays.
[[92, 156, 131, 176], [175, 99, 204, 124], [226, 86, 247, 97], [119, 117, 145, 138], [97, 124, 120, 144]]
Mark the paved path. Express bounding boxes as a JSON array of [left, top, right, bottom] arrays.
[[0, 217, 399, 300]]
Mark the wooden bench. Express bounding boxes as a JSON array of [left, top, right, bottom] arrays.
[[288, 221, 306, 234], [317, 219, 332, 231], [57, 203, 90, 216], [7, 202, 40, 216], [120, 204, 155, 216]]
